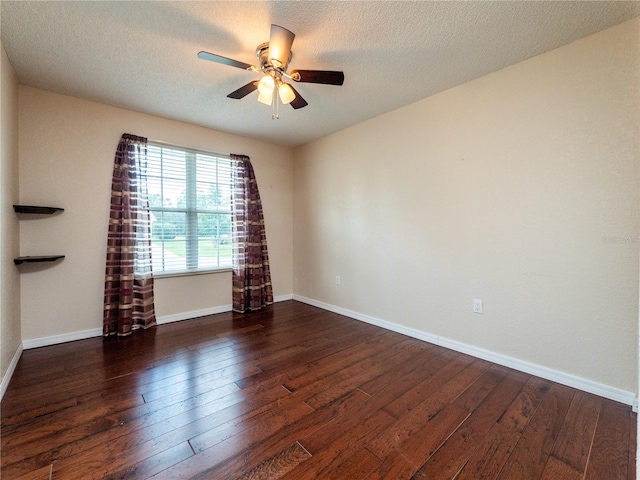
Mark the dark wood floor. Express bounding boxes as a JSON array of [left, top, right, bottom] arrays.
[[1, 301, 635, 479]]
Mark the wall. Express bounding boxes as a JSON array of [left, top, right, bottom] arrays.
[[1, 44, 21, 390], [18, 88, 293, 342], [293, 18, 639, 395]]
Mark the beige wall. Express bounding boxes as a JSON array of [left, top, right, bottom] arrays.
[[18, 88, 293, 341], [293, 18, 640, 393], [1, 44, 21, 382]]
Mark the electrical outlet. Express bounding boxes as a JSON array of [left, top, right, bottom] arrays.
[[335, 275, 341, 286], [473, 299, 483, 314]]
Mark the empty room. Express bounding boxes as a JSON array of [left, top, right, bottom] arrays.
[[1, 1, 639, 479]]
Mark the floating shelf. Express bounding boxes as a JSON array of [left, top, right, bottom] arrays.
[[14, 255, 66, 265], [14, 205, 65, 268], [13, 205, 64, 214]]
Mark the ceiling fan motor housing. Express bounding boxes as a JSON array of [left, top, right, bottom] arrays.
[[256, 42, 292, 74]]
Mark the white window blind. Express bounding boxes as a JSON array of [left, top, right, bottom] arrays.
[[146, 142, 232, 275]]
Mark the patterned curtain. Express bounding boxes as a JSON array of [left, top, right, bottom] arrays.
[[230, 154, 274, 313], [103, 133, 156, 336]]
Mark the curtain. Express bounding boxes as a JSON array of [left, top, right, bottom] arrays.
[[230, 154, 274, 313], [103, 133, 156, 336]]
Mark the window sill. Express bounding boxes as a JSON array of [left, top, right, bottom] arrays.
[[153, 268, 232, 279]]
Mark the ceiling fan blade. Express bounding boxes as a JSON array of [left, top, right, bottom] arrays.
[[227, 81, 259, 99], [287, 84, 308, 109], [197, 51, 254, 71], [269, 24, 295, 68], [290, 70, 344, 86]]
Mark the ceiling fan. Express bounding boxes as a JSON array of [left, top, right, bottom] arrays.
[[198, 24, 344, 119]]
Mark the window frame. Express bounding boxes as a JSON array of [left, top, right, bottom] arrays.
[[146, 141, 233, 277]]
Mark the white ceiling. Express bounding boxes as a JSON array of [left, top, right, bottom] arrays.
[[2, 1, 639, 148]]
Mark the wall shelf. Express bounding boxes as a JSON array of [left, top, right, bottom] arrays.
[[14, 255, 65, 265], [13, 205, 64, 214], [14, 205, 65, 268]]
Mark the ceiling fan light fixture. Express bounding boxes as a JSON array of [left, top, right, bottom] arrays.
[[278, 82, 296, 105]]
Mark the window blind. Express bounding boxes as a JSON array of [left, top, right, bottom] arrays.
[[146, 142, 232, 275]]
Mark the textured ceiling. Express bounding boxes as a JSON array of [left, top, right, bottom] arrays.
[[2, 1, 639, 147]]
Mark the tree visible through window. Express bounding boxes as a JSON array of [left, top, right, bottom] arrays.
[[146, 142, 232, 274]]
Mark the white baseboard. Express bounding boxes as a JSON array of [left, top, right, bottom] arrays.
[[1, 343, 23, 401], [274, 294, 294, 302], [22, 328, 102, 350], [292, 295, 638, 408]]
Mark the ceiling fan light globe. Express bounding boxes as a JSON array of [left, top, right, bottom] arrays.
[[257, 91, 273, 105], [278, 83, 296, 105], [257, 75, 275, 96]]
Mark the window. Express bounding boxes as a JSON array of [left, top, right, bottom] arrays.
[[146, 142, 232, 275]]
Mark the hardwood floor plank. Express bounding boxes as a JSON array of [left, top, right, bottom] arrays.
[[189, 401, 314, 453], [319, 447, 382, 480], [186, 335, 231, 352], [294, 359, 422, 458], [382, 352, 475, 418], [281, 332, 409, 393], [1, 397, 78, 428], [550, 390, 602, 473], [365, 451, 416, 480], [234, 327, 384, 390], [497, 376, 551, 433], [365, 358, 489, 460], [448, 364, 510, 413], [11, 463, 54, 480], [584, 400, 631, 480], [71, 384, 292, 478], [3, 363, 66, 390], [190, 389, 371, 480], [415, 369, 529, 479], [140, 364, 261, 403], [104, 441, 195, 480], [217, 323, 266, 337], [496, 383, 575, 480], [539, 456, 582, 480], [395, 401, 470, 467], [150, 389, 371, 479], [455, 422, 521, 480], [230, 442, 312, 480], [281, 410, 394, 479], [237, 329, 398, 393], [358, 344, 450, 396], [301, 338, 433, 410]]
